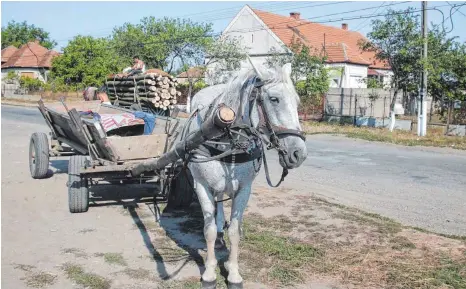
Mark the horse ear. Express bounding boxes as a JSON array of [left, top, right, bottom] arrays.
[[282, 63, 292, 77]]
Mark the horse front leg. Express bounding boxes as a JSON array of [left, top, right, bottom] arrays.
[[215, 194, 227, 249], [224, 185, 251, 288], [194, 181, 218, 288]]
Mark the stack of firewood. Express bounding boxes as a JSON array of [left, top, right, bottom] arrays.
[[105, 72, 181, 112]]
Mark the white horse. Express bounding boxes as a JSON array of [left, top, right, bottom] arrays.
[[177, 62, 307, 289]]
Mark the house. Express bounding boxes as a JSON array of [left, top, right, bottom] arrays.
[[176, 67, 205, 84], [1, 40, 60, 82], [206, 5, 393, 88]]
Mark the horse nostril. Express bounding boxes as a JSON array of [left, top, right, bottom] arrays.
[[289, 149, 300, 163]]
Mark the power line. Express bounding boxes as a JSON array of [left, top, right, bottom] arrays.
[[354, 1, 387, 31], [447, 1, 466, 17], [54, 1, 352, 43], [8, 2, 458, 55]]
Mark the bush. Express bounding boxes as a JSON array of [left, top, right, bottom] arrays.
[[19, 76, 45, 91], [6, 71, 18, 81]]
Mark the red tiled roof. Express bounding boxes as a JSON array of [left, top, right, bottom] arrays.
[[252, 8, 390, 69], [1, 41, 60, 68], [1, 46, 18, 63], [368, 68, 384, 76], [177, 67, 205, 78]]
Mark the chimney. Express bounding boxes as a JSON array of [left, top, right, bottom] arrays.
[[290, 12, 300, 20], [341, 23, 348, 30]]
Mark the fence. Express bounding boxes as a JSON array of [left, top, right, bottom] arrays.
[[2, 82, 83, 101], [324, 88, 403, 120]]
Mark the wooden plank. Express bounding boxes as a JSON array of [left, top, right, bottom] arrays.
[[106, 134, 167, 161]]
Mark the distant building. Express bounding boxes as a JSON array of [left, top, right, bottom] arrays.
[[206, 5, 393, 88], [176, 67, 205, 84], [1, 40, 60, 82]]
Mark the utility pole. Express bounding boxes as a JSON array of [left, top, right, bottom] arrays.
[[418, 1, 428, 136]]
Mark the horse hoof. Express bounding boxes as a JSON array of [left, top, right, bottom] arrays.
[[228, 281, 243, 289], [201, 279, 217, 289]]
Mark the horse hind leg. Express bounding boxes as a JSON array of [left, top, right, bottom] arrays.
[[224, 185, 251, 288]]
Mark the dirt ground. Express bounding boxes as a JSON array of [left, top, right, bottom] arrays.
[[2, 108, 465, 289]]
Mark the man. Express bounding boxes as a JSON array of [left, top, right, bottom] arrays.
[[127, 56, 145, 76]]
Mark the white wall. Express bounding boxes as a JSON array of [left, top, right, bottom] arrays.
[[1, 67, 48, 82], [223, 6, 286, 55], [205, 6, 287, 85], [326, 63, 368, 89]]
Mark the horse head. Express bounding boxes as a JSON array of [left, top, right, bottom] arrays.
[[249, 62, 308, 169]]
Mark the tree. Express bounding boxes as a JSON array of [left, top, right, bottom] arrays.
[[179, 35, 247, 112], [1, 20, 56, 49], [359, 8, 422, 131], [266, 41, 329, 103], [110, 17, 212, 73], [49, 36, 126, 90]]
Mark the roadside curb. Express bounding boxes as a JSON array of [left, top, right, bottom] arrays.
[[1, 101, 38, 107]]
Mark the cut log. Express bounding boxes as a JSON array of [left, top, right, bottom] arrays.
[[107, 92, 159, 98], [163, 100, 170, 107], [169, 88, 176, 96], [162, 77, 168, 85], [137, 86, 157, 92], [106, 79, 156, 86]]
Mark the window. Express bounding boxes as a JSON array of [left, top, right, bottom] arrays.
[[20, 72, 35, 79]]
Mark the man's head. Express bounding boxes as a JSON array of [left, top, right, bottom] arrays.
[[133, 56, 139, 63]]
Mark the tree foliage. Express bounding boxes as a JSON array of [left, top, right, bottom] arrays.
[[425, 26, 466, 103], [1, 20, 57, 49], [50, 36, 126, 88], [178, 35, 247, 111], [359, 8, 422, 111], [202, 36, 247, 85], [266, 41, 329, 98], [110, 17, 212, 73]]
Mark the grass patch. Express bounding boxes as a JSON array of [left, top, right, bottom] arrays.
[[121, 268, 153, 281], [303, 121, 466, 150], [62, 248, 88, 258], [241, 216, 323, 285], [158, 277, 200, 289], [22, 272, 56, 288], [269, 266, 302, 285], [95, 252, 127, 266], [13, 263, 36, 272], [390, 236, 416, 250], [432, 259, 466, 288], [62, 263, 111, 289], [332, 211, 402, 235]]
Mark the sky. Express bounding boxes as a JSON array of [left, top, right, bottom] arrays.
[[1, 0, 466, 51]]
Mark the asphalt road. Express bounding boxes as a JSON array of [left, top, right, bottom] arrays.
[[2, 104, 466, 236]]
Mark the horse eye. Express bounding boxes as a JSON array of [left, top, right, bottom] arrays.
[[270, 97, 279, 103]]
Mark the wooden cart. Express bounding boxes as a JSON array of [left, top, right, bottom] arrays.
[[29, 99, 193, 213]]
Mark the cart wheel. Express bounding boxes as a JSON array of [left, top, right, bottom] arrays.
[[167, 167, 194, 209], [68, 155, 89, 213], [29, 132, 50, 179]]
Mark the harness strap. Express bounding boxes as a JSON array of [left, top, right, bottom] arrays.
[[262, 150, 288, 187]]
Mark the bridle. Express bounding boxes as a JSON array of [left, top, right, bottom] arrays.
[[251, 77, 306, 152], [182, 75, 306, 188], [242, 76, 306, 187]]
